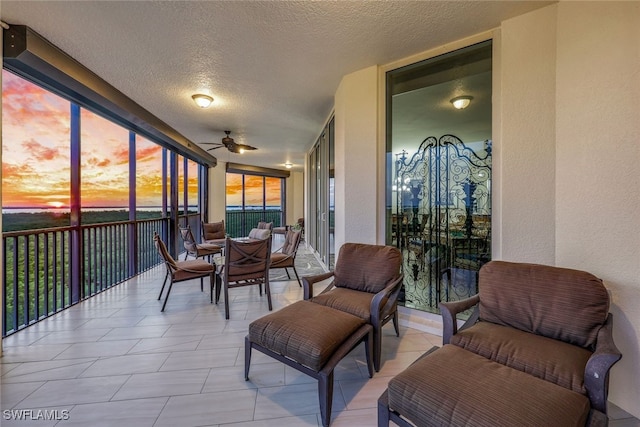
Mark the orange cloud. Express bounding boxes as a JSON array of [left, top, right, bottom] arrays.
[[86, 157, 112, 167], [22, 139, 60, 161]]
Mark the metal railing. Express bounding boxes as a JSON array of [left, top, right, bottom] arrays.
[[1, 210, 276, 337], [225, 209, 283, 237], [2, 217, 171, 337]]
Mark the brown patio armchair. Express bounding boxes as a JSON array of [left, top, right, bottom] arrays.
[[269, 229, 302, 286], [303, 242, 404, 371], [153, 232, 216, 311], [215, 237, 272, 319], [202, 220, 226, 246], [179, 226, 222, 262]]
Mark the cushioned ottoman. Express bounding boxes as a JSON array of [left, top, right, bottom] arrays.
[[379, 344, 591, 427], [246, 300, 374, 427]]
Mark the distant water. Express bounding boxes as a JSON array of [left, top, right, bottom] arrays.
[[2, 207, 167, 214], [3, 206, 279, 214]]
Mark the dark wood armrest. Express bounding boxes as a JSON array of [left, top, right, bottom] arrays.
[[302, 271, 335, 300], [440, 294, 480, 344], [584, 313, 622, 414], [371, 274, 404, 322]]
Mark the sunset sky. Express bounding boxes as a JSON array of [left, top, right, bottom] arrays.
[[2, 70, 200, 209]]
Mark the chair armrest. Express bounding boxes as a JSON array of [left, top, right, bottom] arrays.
[[302, 271, 335, 300], [370, 274, 404, 325], [440, 294, 480, 345], [584, 313, 622, 414]]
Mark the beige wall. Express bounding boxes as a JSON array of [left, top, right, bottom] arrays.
[[554, 2, 640, 415], [502, 2, 640, 415], [334, 65, 379, 251], [208, 161, 227, 223], [332, 1, 640, 417], [498, 5, 557, 264], [287, 171, 304, 226]]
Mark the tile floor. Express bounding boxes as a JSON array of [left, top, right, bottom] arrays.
[[1, 242, 638, 426]]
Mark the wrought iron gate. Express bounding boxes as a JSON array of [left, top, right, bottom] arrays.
[[393, 134, 491, 313]]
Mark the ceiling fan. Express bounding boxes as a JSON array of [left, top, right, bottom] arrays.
[[201, 131, 257, 154]]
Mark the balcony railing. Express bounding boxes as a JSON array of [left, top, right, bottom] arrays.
[[1, 210, 278, 337], [2, 217, 170, 337], [225, 209, 283, 237]]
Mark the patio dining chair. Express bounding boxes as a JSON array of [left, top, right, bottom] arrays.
[[269, 229, 302, 286], [153, 232, 216, 312], [179, 225, 222, 262], [215, 237, 272, 319], [202, 220, 226, 246]]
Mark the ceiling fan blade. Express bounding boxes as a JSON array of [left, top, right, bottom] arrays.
[[206, 146, 224, 151], [236, 144, 257, 151]]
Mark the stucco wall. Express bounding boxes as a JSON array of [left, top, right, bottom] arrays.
[[499, 5, 557, 265], [334, 65, 379, 251], [554, 2, 640, 416], [208, 161, 227, 223]]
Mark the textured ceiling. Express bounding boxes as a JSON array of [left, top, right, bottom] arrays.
[[1, 1, 552, 171]]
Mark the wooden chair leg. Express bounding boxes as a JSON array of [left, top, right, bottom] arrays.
[[224, 281, 230, 319], [318, 371, 334, 427], [244, 336, 252, 380], [265, 280, 273, 311], [393, 310, 400, 337]]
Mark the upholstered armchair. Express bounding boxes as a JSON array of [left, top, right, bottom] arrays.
[[303, 243, 403, 371], [379, 261, 622, 427]]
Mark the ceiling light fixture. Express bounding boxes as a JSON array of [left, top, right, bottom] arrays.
[[450, 95, 473, 110], [285, 162, 292, 169], [192, 94, 213, 108]]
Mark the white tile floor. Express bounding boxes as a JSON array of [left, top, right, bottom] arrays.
[[1, 242, 638, 426]]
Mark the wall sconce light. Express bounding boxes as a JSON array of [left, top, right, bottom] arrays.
[[450, 95, 473, 110], [192, 94, 214, 108], [285, 162, 292, 169]]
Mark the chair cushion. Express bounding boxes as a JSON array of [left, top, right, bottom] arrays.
[[280, 230, 301, 256], [197, 243, 222, 252], [248, 228, 271, 240], [451, 321, 591, 394], [173, 260, 214, 281], [311, 287, 374, 321], [248, 300, 365, 371], [270, 252, 292, 267], [333, 243, 402, 293], [202, 221, 225, 240], [478, 261, 610, 349], [387, 344, 590, 427]]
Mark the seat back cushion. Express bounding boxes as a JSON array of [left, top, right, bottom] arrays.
[[203, 221, 225, 240], [333, 243, 402, 293], [248, 228, 271, 240], [478, 261, 610, 349], [281, 230, 301, 256]]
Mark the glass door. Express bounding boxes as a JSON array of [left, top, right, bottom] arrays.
[[386, 40, 493, 314], [308, 116, 335, 268]]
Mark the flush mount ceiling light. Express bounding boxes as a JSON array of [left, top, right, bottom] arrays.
[[450, 95, 473, 110], [192, 94, 213, 108], [285, 162, 292, 169]]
